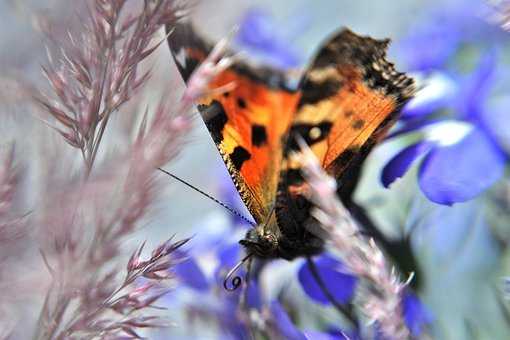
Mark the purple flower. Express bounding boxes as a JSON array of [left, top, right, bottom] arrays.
[[297, 254, 357, 305], [396, 0, 506, 73], [172, 241, 254, 338], [174, 244, 347, 339], [268, 302, 308, 340], [303, 330, 357, 340], [173, 251, 210, 292], [269, 302, 353, 340], [397, 23, 460, 73], [402, 291, 433, 337], [174, 243, 360, 339], [382, 52, 508, 205], [174, 241, 245, 292], [214, 241, 246, 286], [236, 8, 304, 69]]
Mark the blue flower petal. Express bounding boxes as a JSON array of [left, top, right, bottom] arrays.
[[246, 280, 262, 310], [303, 328, 359, 340], [298, 255, 357, 305], [218, 242, 241, 270], [397, 25, 460, 72], [302, 331, 339, 340], [381, 141, 436, 188], [457, 51, 497, 121], [479, 101, 510, 154], [269, 301, 307, 340], [330, 328, 363, 340], [237, 9, 274, 41], [218, 302, 250, 339], [214, 242, 244, 285], [174, 255, 210, 292], [402, 291, 433, 336], [401, 95, 447, 120], [418, 128, 506, 205], [386, 118, 442, 140], [401, 73, 457, 120], [236, 8, 302, 69]]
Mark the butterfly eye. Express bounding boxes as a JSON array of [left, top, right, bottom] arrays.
[[309, 126, 322, 140]]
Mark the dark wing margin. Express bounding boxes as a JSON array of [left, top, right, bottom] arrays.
[[166, 20, 211, 82], [165, 20, 297, 90]]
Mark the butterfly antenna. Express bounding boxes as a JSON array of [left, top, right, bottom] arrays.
[[305, 256, 357, 325], [158, 168, 256, 226], [262, 202, 277, 229], [224, 253, 253, 291]]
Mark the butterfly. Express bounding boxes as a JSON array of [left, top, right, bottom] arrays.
[[166, 20, 414, 265]]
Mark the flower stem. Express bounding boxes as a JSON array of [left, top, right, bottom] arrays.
[[306, 256, 358, 326]]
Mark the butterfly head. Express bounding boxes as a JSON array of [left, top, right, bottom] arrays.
[[239, 228, 278, 258]]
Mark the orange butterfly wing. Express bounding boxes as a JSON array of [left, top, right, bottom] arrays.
[[198, 69, 300, 223], [273, 30, 414, 255], [167, 23, 300, 224], [281, 29, 414, 199]]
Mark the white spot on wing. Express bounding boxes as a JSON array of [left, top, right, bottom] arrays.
[[175, 48, 187, 68]]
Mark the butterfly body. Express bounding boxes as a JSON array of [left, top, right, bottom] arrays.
[[167, 21, 414, 261]]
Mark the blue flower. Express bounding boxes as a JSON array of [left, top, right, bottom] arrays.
[[236, 8, 304, 69], [269, 301, 355, 340], [397, 22, 460, 73], [268, 302, 308, 340], [173, 250, 210, 292], [402, 291, 433, 337], [174, 244, 352, 339], [172, 241, 254, 338], [382, 52, 508, 205], [396, 0, 506, 73], [174, 241, 246, 293], [297, 254, 357, 305]]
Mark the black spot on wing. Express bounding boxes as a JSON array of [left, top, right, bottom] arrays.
[[237, 97, 247, 109], [344, 110, 354, 118], [327, 148, 358, 178], [298, 78, 342, 107], [231, 146, 251, 171], [351, 119, 365, 130], [252, 125, 268, 147], [285, 121, 333, 155], [198, 100, 228, 144]]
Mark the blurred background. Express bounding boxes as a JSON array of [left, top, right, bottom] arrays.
[[1, 0, 510, 339]]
